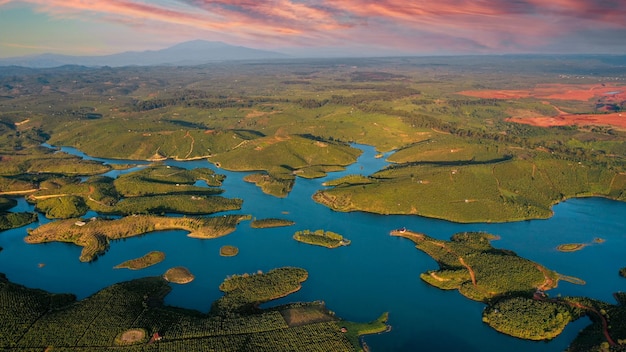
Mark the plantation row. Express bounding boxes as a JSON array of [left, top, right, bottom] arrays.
[[0, 268, 384, 351]]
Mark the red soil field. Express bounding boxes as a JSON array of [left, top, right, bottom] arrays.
[[458, 83, 626, 102], [459, 83, 626, 129], [506, 112, 626, 129]]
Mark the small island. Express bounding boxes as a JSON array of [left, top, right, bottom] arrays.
[[293, 229, 350, 248], [219, 245, 239, 257], [556, 243, 587, 252], [250, 218, 295, 228], [114, 251, 165, 270], [620, 267, 626, 278], [163, 266, 194, 284]]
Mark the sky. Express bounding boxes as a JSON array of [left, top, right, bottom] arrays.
[[0, 0, 625, 58]]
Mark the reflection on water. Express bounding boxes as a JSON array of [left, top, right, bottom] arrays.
[[1, 144, 625, 351]]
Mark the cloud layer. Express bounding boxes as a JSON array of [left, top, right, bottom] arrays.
[[2, 0, 625, 54]]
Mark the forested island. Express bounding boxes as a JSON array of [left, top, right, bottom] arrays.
[[0, 268, 388, 351], [392, 229, 626, 347], [293, 229, 351, 248]]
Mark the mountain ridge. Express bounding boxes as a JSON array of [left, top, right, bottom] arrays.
[[0, 40, 289, 68]]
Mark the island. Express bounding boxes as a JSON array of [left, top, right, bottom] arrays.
[[219, 245, 239, 257], [0, 268, 388, 351], [391, 229, 626, 346], [293, 229, 351, 248], [250, 218, 295, 228], [25, 214, 250, 262], [556, 243, 587, 252], [114, 251, 165, 270], [163, 266, 194, 284], [620, 267, 626, 278]]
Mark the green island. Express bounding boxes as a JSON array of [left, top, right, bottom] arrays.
[[620, 267, 626, 278], [0, 197, 38, 231], [163, 266, 195, 284], [293, 229, 351, 249], [250, 218, 295, 228], [219, 245, 239, 257], [0, 268, 388, 351], [114, 251, 166, 270], [25, 214, 250, 262], [556, 243, 587, 252], [20, 165, 240, 219], [391, 230, 559, 302], [393, 229, 626, 345]]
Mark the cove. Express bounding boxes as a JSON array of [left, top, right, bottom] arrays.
[[1, 143, 625, 351]]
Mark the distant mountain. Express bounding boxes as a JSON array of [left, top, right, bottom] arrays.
[[0, 40, 289, 68]]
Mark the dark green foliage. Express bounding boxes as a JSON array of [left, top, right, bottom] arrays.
[[35, 195, 89, 219], [396, 231, 557, 302], [95, 194, 242, 215], [0, 269, 381, 351], [213, 267, 308, 314], [250, 218, 295, 228], [293, 229, 350, 248], [483, 297, 574, 340], [0, 197, 16, 211], [114, 165, 224, 197], [0, 211, 37, 231]]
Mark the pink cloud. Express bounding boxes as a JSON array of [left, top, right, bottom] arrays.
[[3, 0, 625, 53]]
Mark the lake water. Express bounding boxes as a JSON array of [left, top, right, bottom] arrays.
[[1, 144, 625, 351]]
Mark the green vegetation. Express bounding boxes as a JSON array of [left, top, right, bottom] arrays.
[[393, 229, 626, 345], [211, 135, 360, 197], [0, 149, 111, 177], [114, 251, 165, 270], [0, 268, 386, 351], [114, 165, 224, 197], [2, 57, 626, 218], [557, 243, 587, 252], [244, 173, 295, 198], [563, 294, 626, 351], [220, 245, 239, 257], [34, 194, 89, 219], [23, 166, 238, 219], [0, 197, 16, 211], [92, 194, 243, 215], [250, 218, 295, 228], [0, 211, 37, 231], [213, 267, 308, 314], [316, 155, 626, 222], [392, 230, 558, 302], [482, 296, 575, 340], [26, 214, 249, 261], [163, 266, 195, 284], [293, 229, 351, 248], [620, 267, 626, 278]]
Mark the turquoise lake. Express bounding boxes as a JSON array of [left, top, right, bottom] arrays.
[[1, 143, 625, 351]]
